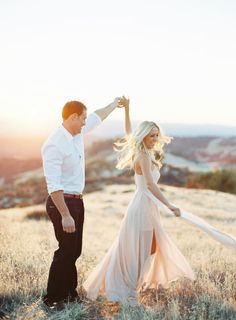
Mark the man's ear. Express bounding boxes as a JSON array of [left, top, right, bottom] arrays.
[[70, 113, 78, 121]]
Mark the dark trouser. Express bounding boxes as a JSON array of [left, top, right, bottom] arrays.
[[44, 195, 84, 302]]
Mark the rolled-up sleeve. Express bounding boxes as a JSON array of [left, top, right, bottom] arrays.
[[83, 112, 102, 134], [42, 144, 64, 194]]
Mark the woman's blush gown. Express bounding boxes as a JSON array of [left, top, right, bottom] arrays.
[[83, 168, 197, 302]]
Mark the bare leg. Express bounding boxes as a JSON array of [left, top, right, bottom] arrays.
[[151, 230, 156, 255]]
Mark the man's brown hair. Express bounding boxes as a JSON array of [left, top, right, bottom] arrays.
[[62, 101, 87, 120]]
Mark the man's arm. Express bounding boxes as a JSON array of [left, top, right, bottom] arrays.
[[50, 191, 76, 233], [94, 97, 121, 121], [42, 144, 75, 233]]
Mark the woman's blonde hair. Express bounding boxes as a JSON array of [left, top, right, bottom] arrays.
[[114, 121, 172, 170]]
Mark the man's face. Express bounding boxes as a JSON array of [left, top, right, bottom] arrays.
[[73, 109, 87, 134]]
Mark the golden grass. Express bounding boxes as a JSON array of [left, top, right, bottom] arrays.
[[0, 184, 236, 319]]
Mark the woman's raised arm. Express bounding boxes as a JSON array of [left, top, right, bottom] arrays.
[[119, 96, 131, 136]]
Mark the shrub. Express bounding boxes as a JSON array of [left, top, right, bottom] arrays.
[[186, 169, 236, 194], [25, 210, 49, 220]]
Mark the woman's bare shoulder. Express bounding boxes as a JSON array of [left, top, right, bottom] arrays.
[[134, 151, 149, 164]]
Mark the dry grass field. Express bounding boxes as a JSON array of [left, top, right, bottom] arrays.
[[0, 184, 236, 319]]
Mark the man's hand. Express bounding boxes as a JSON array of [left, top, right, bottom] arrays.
[[50, 191, 76, 232], [62, 215, 76, 233], [111, 97, 122, 108], [168, 204, 181, 217]]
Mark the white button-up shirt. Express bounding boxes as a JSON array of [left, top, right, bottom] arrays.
[[41, 112, 102, 194]]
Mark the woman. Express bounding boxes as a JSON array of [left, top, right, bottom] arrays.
[[83, 97, 236, 306]]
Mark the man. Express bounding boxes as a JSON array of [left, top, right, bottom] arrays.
[[41, 97, 123, 309]]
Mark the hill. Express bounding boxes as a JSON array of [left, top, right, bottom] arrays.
[[0, 184, 236, 319], [0, 135, 236, 208], [0, 121, 235, 159]]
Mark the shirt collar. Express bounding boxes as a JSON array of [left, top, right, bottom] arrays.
[[59, 124, 74, 142]]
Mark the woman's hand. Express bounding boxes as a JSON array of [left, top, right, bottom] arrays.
[[118, 95, 130, 108], [168, 204, 181, 217]]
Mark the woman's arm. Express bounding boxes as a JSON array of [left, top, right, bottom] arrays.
[[138, 154, 181, 217], [119, 96, 131, 135]]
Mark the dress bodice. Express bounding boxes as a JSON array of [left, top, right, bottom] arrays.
[[134, 167, 160, 190]]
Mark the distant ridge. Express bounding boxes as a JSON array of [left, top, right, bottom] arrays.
[[89, 120, 236, 139], [0, 121, 235, 159]]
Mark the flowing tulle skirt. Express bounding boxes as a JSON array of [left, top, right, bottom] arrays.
[[83, 190, 197, 302]]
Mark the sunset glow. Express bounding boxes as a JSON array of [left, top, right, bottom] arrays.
[[1, 0, 236, 139]]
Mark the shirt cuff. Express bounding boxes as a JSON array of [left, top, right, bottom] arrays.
[[47, 184, 64, 194]]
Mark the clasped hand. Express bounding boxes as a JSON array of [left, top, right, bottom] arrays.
[[113, 96, 130, 108], [168, 204, 181, 217]]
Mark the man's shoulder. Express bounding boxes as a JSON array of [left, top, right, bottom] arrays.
[[42, 127, 68, 152]]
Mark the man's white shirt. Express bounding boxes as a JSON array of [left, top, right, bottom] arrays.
[[41, 112, 102, 195]]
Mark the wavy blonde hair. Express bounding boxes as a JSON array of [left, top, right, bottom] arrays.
[[114, 121, 172, 170]]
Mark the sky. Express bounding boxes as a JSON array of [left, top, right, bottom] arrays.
[[1, 0, 236, 137]]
